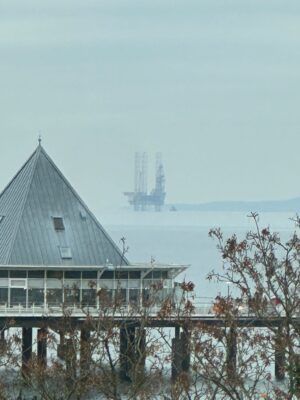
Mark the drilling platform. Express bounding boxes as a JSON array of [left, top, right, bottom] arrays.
[[124, 152, 166, 211]]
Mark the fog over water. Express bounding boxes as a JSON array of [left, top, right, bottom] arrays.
[[1, 1, 300, 209]]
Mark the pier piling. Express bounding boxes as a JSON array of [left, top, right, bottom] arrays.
[[226, 328, 237, 380], [22, 328, 32, 375], [135, 328, 146, 373], [275, 329, 285, 381], [80, 327, 91, 373], [37, 328, 47, 368], [120, 326, 136, 381], [172, 326, 191, 380]]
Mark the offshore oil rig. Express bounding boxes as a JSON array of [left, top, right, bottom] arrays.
[[124, 152, 166, 211]]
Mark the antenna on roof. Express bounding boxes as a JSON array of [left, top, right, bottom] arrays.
[[38, 133, 42, 146]]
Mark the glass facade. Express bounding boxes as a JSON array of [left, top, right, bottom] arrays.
[[0, 269, 173, 309], [28, 289, 44, 306], [10, 288, 26, 306]]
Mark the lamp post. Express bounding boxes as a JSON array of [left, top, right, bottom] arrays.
[[226, 281, 232, 299]]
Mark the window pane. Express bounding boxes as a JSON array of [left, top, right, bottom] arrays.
[[129, 271, 140, 279], [142, 289, 152, 307], [115, 271, 128, 280], [28, 289, 44, 306], [47, 289, 62, 306], [10, 271, 26, 278], [129, 289, 139, 306], [28, 271, 44, 278], [47, 279, 63, 289], [10, 288, 26, 307], [64, 289, 80, 306], [47, 271, 63, 279], [64, 280, 80, 290], [10, 279, 26, 288], [128, 280, 139, 289], [82, 280, 96, 289], [0, 279, 8, 287], [115, 289, 127, 305], [101, 271, 114, 279], [98, 288, 113, 307], [0, 288, 8, 305], [0, 271, 8, 278], [65, 271, 81, 279], [99, 280, 113, 289], [82, 289, 96, 307], [152, 271, 161, 279], [28, 278, 44, 289], [53, 217, 65, 231], [82, 271, 97, 279]]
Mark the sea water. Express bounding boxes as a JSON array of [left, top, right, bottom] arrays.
[[102, 208, 296, 299]]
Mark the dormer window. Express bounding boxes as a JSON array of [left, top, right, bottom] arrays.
[[53, 217, 65, 231], [60, 246, 72, 259]]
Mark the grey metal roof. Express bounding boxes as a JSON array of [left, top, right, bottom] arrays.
[[0, 144, 129, 266]]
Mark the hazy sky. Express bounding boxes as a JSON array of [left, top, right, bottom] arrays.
[[1, 0, 300, 212]]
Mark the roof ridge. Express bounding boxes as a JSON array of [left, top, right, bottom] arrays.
[[39, 147, 129, 265], [5, 146, 41, 264], [0, 148, 37, 200]]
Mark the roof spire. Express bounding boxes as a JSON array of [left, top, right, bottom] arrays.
[[38, 133, 42, 146]]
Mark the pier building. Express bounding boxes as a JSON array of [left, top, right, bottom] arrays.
[[0, 143, 286, 384], [0, 143, 186, 313]]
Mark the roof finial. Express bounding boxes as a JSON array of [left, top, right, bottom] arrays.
[[38, 133, 42, 146]]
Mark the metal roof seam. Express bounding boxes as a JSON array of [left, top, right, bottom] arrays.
[[39, 146, 129, 266], [6, 146, 41, 264]]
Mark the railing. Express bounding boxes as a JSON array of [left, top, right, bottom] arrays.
[[0, 298, 216, 317], [0, 298, 286, 318]]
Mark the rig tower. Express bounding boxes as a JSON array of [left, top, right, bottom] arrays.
[[124, 152, 166, 211]]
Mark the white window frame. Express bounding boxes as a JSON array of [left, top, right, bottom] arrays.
[[9, 278, 27, 289]]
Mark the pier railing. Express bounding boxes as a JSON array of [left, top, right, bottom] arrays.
[[0, 297, 286, 318]]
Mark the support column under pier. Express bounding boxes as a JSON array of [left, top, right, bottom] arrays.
[[172, 336, 182, 380], [65, 338, 77, 385], [275, 329, 285, 381], [57, 331, 66, 360], [120, 326, 136, 381], [22, 328, 32, 376], [0, 329, 6, 350], [226, 328, 237, 380], [80, 327, 91, 374], [135, 328, 146, 371], [181, 328, 190, 373], [37, 328, 47, 368], [172, 327, 191, 380]]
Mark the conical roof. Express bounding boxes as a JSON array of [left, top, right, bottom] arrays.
[[0, 144, 128, 266]]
